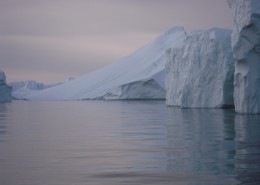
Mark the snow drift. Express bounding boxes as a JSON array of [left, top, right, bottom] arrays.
[[25, 27, 187, 100], [228, 0, 260, 114], [166, 28, 234, 108], [0, 70, 12, 102]]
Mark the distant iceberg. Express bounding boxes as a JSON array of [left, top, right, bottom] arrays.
[[9, 80, 64, 100], [10, 80, 46, 91], [25, 27, 187, 100], [0, 70, 12, 102]]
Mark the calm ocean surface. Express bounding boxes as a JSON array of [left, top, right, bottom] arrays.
[[0, 101, 259, 185]]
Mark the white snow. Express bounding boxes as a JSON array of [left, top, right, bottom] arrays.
[[228, 0, 260, 114], [166, 28, 234, 108], [0, 70, 12, 102], [25, 27, 187, 101]]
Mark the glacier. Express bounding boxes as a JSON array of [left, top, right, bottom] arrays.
[[228, 0, 260, 114], [25, 27, 187, 101], [166, 28, 234, 108], [0, 70, 12, 102]]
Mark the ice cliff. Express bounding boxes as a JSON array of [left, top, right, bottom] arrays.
[[0, 70, 12, 102], [166, 28, 234, 108], [228, 0, 260, 114], [26, 27, 187, 100]]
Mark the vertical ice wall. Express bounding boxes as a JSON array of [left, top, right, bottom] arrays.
[[228, 0, 260, 114], [166, 28, 234, 108]]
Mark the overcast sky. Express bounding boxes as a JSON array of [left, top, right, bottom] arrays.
[[0, 0, 233, 83]]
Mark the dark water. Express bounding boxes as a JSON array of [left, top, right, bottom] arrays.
[[0, 101, 260, 185]]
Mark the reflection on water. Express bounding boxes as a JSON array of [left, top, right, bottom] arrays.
[[0, 103, 10, 138], [165, 109, 237, 176], [0, 101, 259, 185], [235, 115, 260, 184]]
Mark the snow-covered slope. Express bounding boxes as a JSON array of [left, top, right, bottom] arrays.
[[228, 0, 260, 114], [26, 27, 187, 100], [0, 70, 12, 102], [166, 28, 234, 108]]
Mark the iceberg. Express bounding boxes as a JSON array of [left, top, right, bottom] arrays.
[[166, 28, 234, 108], [0, 70, 12, 102], [26, 27, 187, 100], [228, 0, 260, 114]]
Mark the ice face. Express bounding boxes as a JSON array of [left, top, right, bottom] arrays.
[[228, 0, 260, 114], [166, 28, 234, 108], [100, 70, 166, 100]]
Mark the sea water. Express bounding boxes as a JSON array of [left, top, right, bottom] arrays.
[[0, 101, 259, 185]]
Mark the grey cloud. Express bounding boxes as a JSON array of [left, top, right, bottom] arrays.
[[0, 0, 233, 36], [0, 33, 156, 82]]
